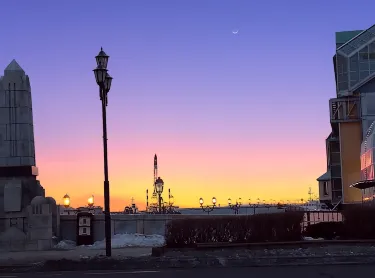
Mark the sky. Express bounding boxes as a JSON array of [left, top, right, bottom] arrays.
[[1, 0, 375, 211]]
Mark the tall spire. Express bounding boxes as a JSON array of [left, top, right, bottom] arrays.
[[4, 59, 25, 74]]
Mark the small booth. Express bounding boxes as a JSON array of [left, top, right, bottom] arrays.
[[76, 212, 94, 246]]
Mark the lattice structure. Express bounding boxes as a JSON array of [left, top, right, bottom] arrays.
[[337, 25, 375, 57], [336, 25, 375, 96], [329, 97, 360, 123]]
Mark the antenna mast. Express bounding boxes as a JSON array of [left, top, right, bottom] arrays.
[[308, 187, 313, 201]]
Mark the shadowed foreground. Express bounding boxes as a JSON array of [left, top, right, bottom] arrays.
[[6, 265, 375, 278]]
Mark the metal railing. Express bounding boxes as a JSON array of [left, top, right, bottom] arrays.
[[301, 211, 343, 231]]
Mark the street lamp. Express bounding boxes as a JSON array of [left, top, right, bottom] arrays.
[[88, 195, 94, 207], [63, 194, 70, 208], [155, 177, 164, 214], [169, 195, 174, 206], [199, 197, 217, 214], [93, 47, 113, 257], [249, 198, 260, 215], [228, 197, 242, 214]]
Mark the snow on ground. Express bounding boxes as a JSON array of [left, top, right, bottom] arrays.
[[55, 233, 165, 250], [303, 236, 324, 241]]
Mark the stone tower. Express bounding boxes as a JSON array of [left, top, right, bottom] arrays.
[[0, 60, 35, 167], [0, 60, 44, 219]]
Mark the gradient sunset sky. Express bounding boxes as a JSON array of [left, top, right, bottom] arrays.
[[1, 0, 374, 210]]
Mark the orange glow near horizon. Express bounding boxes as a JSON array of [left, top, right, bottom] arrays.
[[37, 134, 325, 211]]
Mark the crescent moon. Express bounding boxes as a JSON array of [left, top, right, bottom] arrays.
[[232, 29, 239, 34]]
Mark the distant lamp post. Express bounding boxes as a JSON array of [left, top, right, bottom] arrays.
[[249, 198, 260, 215], [155, 177, 164, 214], [228, 197, 242, 214], [199, 197, 217, 215], [93, 47, 113, 257], [88, 195, 94, 207], [63, 194, 70, 208], [169, 194, 174, 206]]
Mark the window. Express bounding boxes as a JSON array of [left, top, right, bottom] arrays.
[[359, 46, 369, 61], [360, 52, 369, 60], [330, 152, 340, 164], [359, 62, 369, 71], [360, 71, 370, 80], [369, 42, 375, 60], [331, 165, 341, 178], [350, 54, 359, 68], [323, 182, 329, 196], [83, 218, 87, 225], [83, 227, 87, 235], [330, 142, 340, 152], [332, 178, 342, 190]]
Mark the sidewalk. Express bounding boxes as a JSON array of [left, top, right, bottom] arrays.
[[0, 247, 152, 266], [2, 244, 375, 273]]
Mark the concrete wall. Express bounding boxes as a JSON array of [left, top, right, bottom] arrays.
[[60, 206, 287, 242], [60, 214, 174, 242], [62, 214, 274, 242]]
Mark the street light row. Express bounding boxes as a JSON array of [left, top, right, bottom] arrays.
[[199, 197, 242, 214], [63, 194, 95, 208], [198, 197, 294, 214]]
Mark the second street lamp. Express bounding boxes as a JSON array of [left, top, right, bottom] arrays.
[[93, 47, 113, 257], [199, 197, 217, 215], [63, 194, 70, 208], [228, 197, 242, 215], [155, 177, 164, 214], [88, 195, 94, 207]]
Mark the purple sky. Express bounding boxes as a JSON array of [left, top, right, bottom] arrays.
[[1, 0, 375, 208]]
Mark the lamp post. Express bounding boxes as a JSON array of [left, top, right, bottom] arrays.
[[228, 197, 242, 214], [93, 47, 113, 257], [164, 189, 176, 214], [155, 177, 164, 214], [88, 195, 94, 207], [199, 197, 217, 215], [150, 192, 158, 213], [63, 194, 70, 208], [248, 198, 260, 215]]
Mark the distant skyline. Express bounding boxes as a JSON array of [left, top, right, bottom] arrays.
[[1, 0, 375, 210]]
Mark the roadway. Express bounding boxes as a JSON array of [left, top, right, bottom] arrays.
[[1, 264, 374, 278]]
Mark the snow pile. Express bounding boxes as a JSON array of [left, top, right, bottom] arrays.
[[55, 233, 165, 250], [55, 239, 76, 250], [89, 233, 165, 249], [303, 236, 324, 241]]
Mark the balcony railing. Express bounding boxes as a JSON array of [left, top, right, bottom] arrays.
[[330, 97, 360, 123]]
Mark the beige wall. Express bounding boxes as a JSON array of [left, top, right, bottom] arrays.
[[340, 122, 363, 203]]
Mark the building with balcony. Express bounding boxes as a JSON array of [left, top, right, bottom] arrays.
[[317, 24, 375, 207]]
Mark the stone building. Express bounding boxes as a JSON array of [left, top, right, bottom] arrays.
[[0, 60, 57, 250]]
